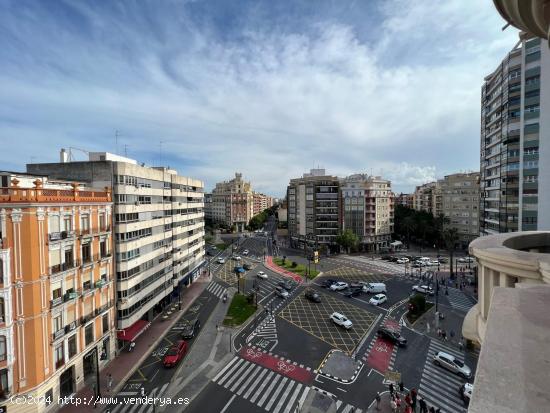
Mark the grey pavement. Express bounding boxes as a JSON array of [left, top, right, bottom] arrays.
[[160, 287, 241, 411], [298, 390, 337, 413], [320, 350, 362, 381]]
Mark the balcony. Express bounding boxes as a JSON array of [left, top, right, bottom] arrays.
[[80, 314, 93, 325], [95, 300, 114, 316], [50, 261, 77, 275], [50, 296, 63, 309], [64, 321, 77, 333], [48, 230, 76, 242], [95, 279, 107, 289], [52, 328, 65, 341], [63, 291, 79, 302]]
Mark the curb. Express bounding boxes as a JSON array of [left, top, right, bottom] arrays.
[[247, 345, 317, 373], [318, 349, 363, 383]]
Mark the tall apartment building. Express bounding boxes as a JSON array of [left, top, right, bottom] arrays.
[[207, 173, 254, 232], [480, 35, 550, 234], [412, 182, 439, 215], [287, 169, 340, 252], [27, 151, 205, 338], [439, 172, 480, 249], [0, 172, 115, 411], [340, 174, 394, 252], [396, 193, 413, 209], [252, 192, 273, 216]]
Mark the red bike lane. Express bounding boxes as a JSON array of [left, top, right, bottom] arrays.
[[239, 346, 314, 384], [264, 256, 303, 284], [366, 338, 395, 373]]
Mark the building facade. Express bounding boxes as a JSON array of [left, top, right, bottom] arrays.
[[412, 182, 439, 215], [207, 173, 254, 232], [27, 152, 205, 338], [340, 175, 394, 252], [0, 172, 115, 412], [396, 193, 413, 209], [287, 169, 340, 252], [439, 172, 480, 249], [480, 35, 550, 235], [252, 192, 274, 216]]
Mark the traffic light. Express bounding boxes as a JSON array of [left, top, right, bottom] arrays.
[[313, 250, 319, 264]]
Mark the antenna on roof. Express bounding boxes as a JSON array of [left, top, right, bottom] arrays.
[[115, 130, 121, 155], [159, 140, 163, 167], [124, 144, 128, 158]]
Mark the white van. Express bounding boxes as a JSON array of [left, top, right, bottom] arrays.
[[363, 283, 387, 294]]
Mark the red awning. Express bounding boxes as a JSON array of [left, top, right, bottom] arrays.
[[117, 319, 151, 342]]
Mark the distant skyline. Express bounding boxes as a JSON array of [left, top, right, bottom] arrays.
[[0, 0, 518, 197]]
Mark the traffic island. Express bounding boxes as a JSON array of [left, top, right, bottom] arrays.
[[272, 257, 320, 279], [318, 349, 363, 383], [406, 294, 434, 324], [223, 293, 257, 327]]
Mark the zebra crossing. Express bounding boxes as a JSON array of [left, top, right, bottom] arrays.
[[206, 281, 227, 299], [212, 357, 310, 413], [445, 288, 475, 312], [418, 340, 469, 413], [108, 383, 169, 413], [250, 317, 277, 341]]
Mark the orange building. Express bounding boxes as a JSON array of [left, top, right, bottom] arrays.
[[0, 172, 115, 412]]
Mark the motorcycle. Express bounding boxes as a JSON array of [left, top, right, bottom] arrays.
[[223, 294, 227, 303]]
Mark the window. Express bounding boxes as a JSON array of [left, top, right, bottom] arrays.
[[100, 239, 107, 257], [524, 160, 539, 169], [55, 344, 64, 369], [85, 324, 94, 346], [53, 314, 63, 333], [102, 314, 109, 334], [48, 215, 60, 233], [52, 285, 62, 301], [68, 335, 77, 359], [99, 213, 106, 231], [63, 216, 72, 232], [0, 369, 7, 394], [0, 298, 4, 323], [81, 215, 90, 232], [82, 243, 91, 263], [0, 336, 5, 361]]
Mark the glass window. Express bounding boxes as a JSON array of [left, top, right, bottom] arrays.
[[55, 344, 64, 369], [102, 315, 109, 334], [0, 336, 5, 361], [85, 324, 94, 346], [68, 335, 77, 359]]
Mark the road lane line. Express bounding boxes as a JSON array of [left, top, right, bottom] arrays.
[[219, 395, 236, 413]]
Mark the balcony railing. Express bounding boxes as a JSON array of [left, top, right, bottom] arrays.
[[52, 328, 65, 341], [64, 321, 77, 333], [48, 230, 75, 242], [50, 296, 63, 309], [55, 358, 65, 369], [50, 261, 77, 275], [80, 314, 93, 326], [95, 279, 107, 289], [63, 291, 79, 302]]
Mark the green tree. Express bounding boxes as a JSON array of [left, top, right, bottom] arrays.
[[434, 213, 450, 248], [443, 227, 459, 278], [335, 229, 359, 254], [402, 216, 416, 249]]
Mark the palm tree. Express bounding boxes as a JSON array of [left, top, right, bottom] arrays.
[[443, 227, 459, 279]]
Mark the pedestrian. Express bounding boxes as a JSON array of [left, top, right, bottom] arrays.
[[429, 407, 435, 413], [395, 394, 402, 410], [140, 386, 145, 398], [390, 397, 397, 413], [405, 393, 412, 407], [426, 322, 430, 334], [107, 373, 113, 393], [399, 381, 405, 393], [405, 405, 413, 413], [459, 338, 464, 351], [442, 330, 447, 341], [389, 382, 395, 397], [129, 341, 136, 352], [375, 392, 381, 410], [419, 397, 428, 413]]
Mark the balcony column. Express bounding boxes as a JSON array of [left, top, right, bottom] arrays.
[[500, 273, 516, 288], [479, 264, 493, 321]]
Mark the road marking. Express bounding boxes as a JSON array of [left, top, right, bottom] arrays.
[[336, 387, 347, 392], [212, 356, 240, 382], [220, 395, 236, 413]]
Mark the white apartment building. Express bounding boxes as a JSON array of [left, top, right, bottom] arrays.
[[27, 151, 205, 343]]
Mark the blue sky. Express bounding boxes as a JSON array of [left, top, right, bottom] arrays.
[[0, 0, 518, 196]]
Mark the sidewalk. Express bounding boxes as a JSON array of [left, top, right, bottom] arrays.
[[59, 278, 210, 413], [364, 391, 399, 413]]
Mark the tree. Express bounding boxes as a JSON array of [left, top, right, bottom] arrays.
[[443, 227, 459, 278], [402, 216, 416, 249], [434, 213, 450, 249], [335, 229, 359, 254]]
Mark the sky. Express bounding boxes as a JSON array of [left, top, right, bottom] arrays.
[[0, 0, 519, 196]]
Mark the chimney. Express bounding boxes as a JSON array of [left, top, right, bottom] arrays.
[[60, 148, 68, 163]]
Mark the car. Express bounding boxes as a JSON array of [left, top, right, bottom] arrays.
[[433, 351, 472, 378], [363, 282, 387, 294], [369, 293, 387, 305], [242, 250, 249, 255], [377, 327, 407, 347], [396, 258, 409, 264], [181, 319, 201, 339], [163, 340, 188, 367], [459, 383, 473, 404], [427, 260, 440, 266], [234, 266, 245, 274], [232, 255, 242, 261], [321, 279, 339, 288], [389, 256, 400, 262], [381, 255, 392, 261], [458, 256, 475, 263], [344, 287, 363, 298], [257, 271, 268, 279], [216, 258, 225, 264], [330, 312, 353, 329], [330, 281, 349, 291], [438, 257, 449, 263], [243, 263, 252, 270], [278, 280, 292, 291], [304, 289, 321, 303], [412, 285, 435, 295], [275, 286, 289, 298]]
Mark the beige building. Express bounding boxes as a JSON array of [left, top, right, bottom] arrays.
[[396, 193, 413, 209], [0, 172, 115, 412], [340, 175, 394, 252], [252, 192, 274, 216], [412, 182, 439, 215], [28, 152, 205, 337], [207, 173, 254, 232], [439, 172, 480, 249]]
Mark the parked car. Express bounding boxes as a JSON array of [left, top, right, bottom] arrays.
[[242, 249, 249, 255], [232, 255, 242, 261], [363, 283, 387, 294], [234, 266, 245, 274], [369, 293, 387, 306], [344, 287, 363, 298], [330, 312, 353, 329], [427, 260, 440, 266], [377, 327, 407, 347], [396, 258, 409, 264], [257, 271, 268, 279], [458, 256, 475, 263], [438, 257, 449, 263], [389, 256, 400, 262], [216, 258, 225, 264], [321, 279, 339, 288], [278, 280, 292, 291], [243, 263, 252, 270], [163, 340, 188, 367], [330, 281, 349, 291], [381, 255, 392, 261], [304, 289, 321, 303], [275, 286, 289, 299], [459, 383, 473, 404], [433, 351, 472, 378], [206, 249, 214, 256], [181, 319, 201, 339], [412, 285, 434, 295]]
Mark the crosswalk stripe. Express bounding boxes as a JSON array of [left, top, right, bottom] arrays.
[[272, 381, 297, 413], [295, 386, 310, 412], [341, 405, 353, 413], [222, 360, 250, 389], [419, 386, 465, 412], [264, 377, 289, 411], [253, 371, 280, 405], [216, 358, 245, 386], [282, 383, 304, 413], [430, 341, 464, 358], [229, 362, 257, 392], [422, 363, 463, 385], [236, 364, 262, 396], [212, 356, 240, 382], [244, 368, 271, 400]]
